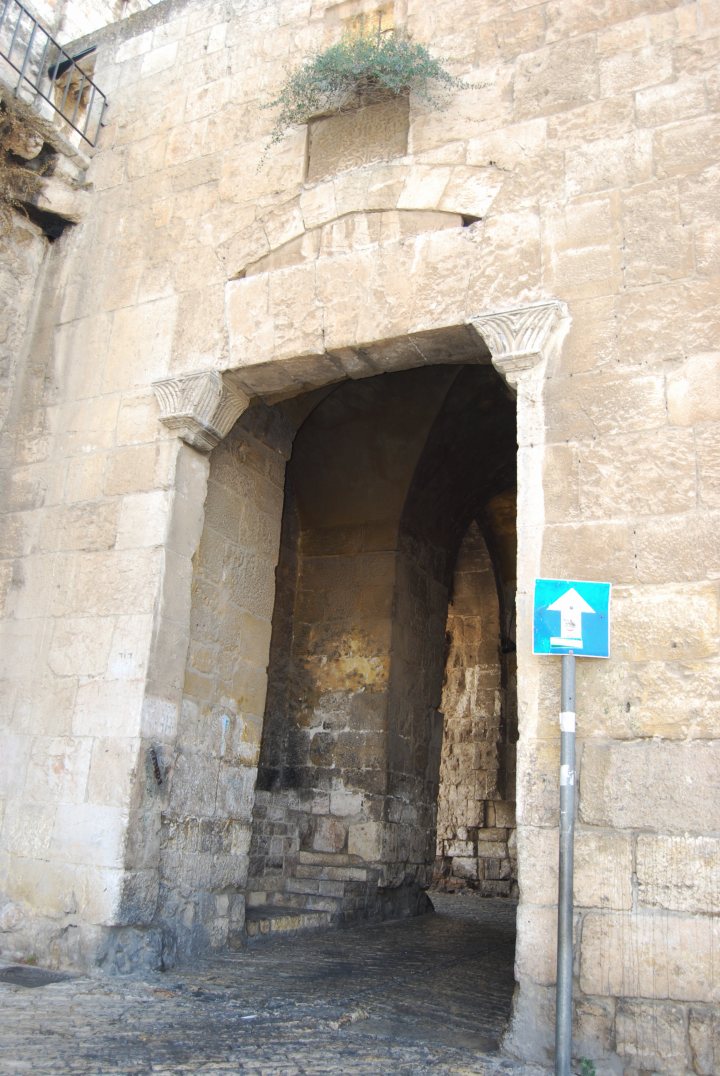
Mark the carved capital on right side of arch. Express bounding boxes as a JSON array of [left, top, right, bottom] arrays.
[[153, 371, 250, 452], [469, 300, 569, 388]]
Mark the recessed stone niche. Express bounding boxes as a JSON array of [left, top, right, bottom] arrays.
[[306, 95, 409, 181]]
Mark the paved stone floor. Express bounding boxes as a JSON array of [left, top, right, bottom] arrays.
[[0, 893, 550, 1075]]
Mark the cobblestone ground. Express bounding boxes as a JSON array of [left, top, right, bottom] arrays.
[[0, 893, 549, 1075]]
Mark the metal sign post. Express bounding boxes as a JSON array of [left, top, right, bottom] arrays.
[[533, 579, 611, 1076], [555, 652, 576, 1076]]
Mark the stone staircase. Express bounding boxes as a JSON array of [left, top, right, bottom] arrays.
[[243, 850, 378, 939]]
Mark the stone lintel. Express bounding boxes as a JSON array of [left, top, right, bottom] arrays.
[[153, 371, 250, 452], [468, 300, 568, 388]]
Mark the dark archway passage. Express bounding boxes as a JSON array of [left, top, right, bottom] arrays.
[[248, 362, 518, 929]]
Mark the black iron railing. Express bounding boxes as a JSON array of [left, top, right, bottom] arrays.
[[0, 0, 106, 146]]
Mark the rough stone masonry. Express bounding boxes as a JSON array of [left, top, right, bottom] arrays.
[[0, 0, 719, 1073]]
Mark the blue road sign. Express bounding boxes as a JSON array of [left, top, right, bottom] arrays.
[[533, 578, 611, 658]]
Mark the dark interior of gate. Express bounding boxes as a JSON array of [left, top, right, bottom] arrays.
[[248, 361, 518, 925]]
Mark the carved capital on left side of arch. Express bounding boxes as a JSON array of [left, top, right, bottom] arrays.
[[152, 371, 250, 452], [469, 300, 569, 388]]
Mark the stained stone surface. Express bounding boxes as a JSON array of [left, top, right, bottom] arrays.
[[1, 0, 719, 1070]]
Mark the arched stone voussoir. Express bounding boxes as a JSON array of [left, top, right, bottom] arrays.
[[225, 323, 492, 403], [226, 225, 517, 378]]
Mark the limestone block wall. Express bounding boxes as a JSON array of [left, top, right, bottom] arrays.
[[160, 402, 289, 955], [435, 522, 518, 896], [0, 0, 716, 1071], [22, 0, 157, 41], [0, 214, 48, 430], [249, 368, 463, 921]]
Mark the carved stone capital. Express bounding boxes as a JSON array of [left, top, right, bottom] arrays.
[[469, 300, 568, 388], [153, 372, 250, 452]]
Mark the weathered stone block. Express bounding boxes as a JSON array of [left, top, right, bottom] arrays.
[[2, 802, 55, 858], [697, 426, 720, 509], [307, 97, 409, 183], [565, 131, 652, 197], [667, 353, 720, 426], [622, 182, 693, 287], [545, 368, 667, 443], [348, 820, 383, 861], [48, 617, 115, 677], [600, 43, 673, 96], [514, 38, 599, 119], [542, 522, 635, 584], [689, 1006, 720, 1076], [23, 736, 93, 806], [578, 428, 696, 519], [611, 583, 718, 662], [104, 442, 176, 497], [51, 803, 128, 870], [637, 835, 720, 914], [632, 511, 720, 583], [636, 75, 707, 128], [572, 655, 720, 741], [516, 738, 560, 827], [452, 857, 479, 880], [329, 788, 364, 818], [581, 912, 720, 1001], [515, 904, 559, 986], [581, 741, 720, 833], [85, 740, 139, 809], [73, 679, 145, 739], [102, 297, 178, 393], [311, 816, 346, 854], [615, 999, 690, 1073], [116, 490, 172, 549], [654, 116, 720, 179], [517, 825, 632, 910]]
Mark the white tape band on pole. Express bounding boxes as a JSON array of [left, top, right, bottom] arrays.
[[560, 710, 576, 732], [560, 764, 575, 786]]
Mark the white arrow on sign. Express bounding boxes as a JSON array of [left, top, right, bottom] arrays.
[[548, 587, 595, 649]]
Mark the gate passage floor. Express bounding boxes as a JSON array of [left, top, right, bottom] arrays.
[[0, 892, 549, 1075]]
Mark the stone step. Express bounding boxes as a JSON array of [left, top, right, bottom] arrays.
[[296, 851, 360, 866], [244, 905, 334, 938], [248, 889, 340, 914]]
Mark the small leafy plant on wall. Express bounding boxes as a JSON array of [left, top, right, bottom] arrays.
[[263, 28, 469, 155]]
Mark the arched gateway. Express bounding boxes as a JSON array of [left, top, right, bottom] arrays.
[[147, 233, 569, 984]]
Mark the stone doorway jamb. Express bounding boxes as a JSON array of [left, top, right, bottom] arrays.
[[469, 299, 570, 733]]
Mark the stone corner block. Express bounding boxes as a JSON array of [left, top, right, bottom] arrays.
[[152, 372, 250, 452]]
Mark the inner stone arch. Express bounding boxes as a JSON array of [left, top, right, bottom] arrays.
[[434, 505, 518, 895]]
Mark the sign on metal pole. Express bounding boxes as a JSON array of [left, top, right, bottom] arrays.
[[533, 577, 612, 1076], [533, 578, 611, 659]]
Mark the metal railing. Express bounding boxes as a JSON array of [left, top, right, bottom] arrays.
[[0, 0, 106, 145]]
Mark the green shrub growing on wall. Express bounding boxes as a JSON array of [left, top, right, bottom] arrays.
[[265, 30, 466, 148]]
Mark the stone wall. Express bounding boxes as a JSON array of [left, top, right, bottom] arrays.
[[250, 368, 464, 922], [434, 521, 518, 896], [21, 0, 158, 40], [159, 403, 289, 956], [0, 0, 717, 1071]]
